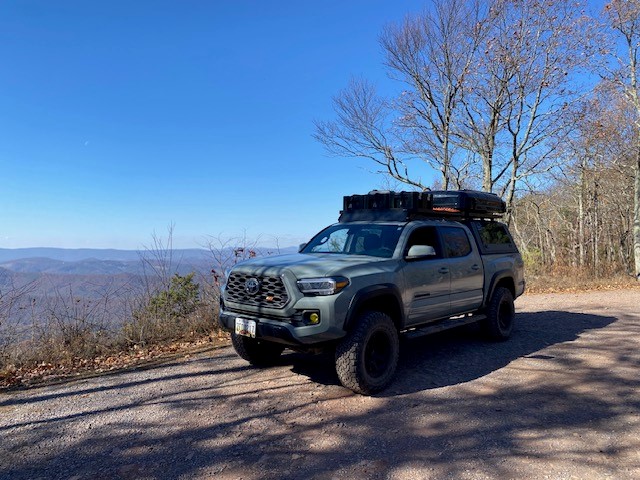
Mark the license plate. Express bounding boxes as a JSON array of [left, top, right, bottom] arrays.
[[235, 318, 256, 338]]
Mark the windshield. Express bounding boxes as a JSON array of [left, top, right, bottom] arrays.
[[301, 224, 404, 258]]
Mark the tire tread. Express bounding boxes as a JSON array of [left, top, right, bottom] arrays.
[[335, 311, 399, 395]]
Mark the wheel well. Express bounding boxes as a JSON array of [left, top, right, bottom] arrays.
[[494, 277, 515, 298], [351, 294, 402, 331]]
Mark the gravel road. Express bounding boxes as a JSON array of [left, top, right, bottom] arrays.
[[1, 290, 640, 480]]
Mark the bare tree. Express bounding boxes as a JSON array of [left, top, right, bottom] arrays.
[[205, 231, 263, 287], [604, 0, 640, 280], [0, 272, 37, 365], [315, 0, 593, 218], [315, 0, 489, 190], [564, 87, 636, 272], [511, 84, 637, 277], [0, 272, 36, 329], [458, 1, 513, 193], [139, 223, 178, 298], [501, 0, 594, 218], [381, 0, 488, 189], [314, 79, 428, 190], [458, 0, 595, 221]]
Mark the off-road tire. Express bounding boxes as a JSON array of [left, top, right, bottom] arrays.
[[483, 286, 515, 340], [231, 333, 285, 367], [335, 311, 399, 395]]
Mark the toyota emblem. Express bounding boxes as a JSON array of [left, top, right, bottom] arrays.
[[244, 278, 261, 295]]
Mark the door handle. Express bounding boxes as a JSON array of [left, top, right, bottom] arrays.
[[438, 267, 449, 274], [471, 264, 480, 271]]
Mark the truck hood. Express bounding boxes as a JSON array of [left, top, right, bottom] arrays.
[[231, 253, 383, 278]]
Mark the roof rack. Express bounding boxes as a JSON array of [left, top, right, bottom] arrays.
[[339, 190, 505, 222]]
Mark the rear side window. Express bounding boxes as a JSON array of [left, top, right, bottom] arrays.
[[440, 227, 472, 258], [469, 221, 517, 254]]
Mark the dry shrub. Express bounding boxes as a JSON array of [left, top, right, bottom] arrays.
[[526, 266, 640, 293], [122, 273, 219, 347], [0, 277, 222, 379], [7, 326, 116, 370], [121, 302, 217, 347]]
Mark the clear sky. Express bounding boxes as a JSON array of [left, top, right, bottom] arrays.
[[0, 1, 607, 250], [0, 0, 431, 250]]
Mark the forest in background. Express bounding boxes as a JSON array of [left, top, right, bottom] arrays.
[[512, 85, 637, 280], [315, 0, 640, 281]]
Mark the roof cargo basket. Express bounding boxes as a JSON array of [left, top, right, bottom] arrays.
[[342, 191, 432, 211], [339, 190, 505, 222], [431, 190, 506, 217]]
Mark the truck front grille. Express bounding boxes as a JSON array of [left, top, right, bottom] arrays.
[[225, 273, 290, 309]]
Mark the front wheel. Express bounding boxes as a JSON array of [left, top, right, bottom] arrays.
[[335, 311, 399, 395], [231, 333, 285, 367], [483, 287, 515, 340]]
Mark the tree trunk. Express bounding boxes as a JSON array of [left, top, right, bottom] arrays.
[[578, 162, 586, 269], [634, 145, 640, 280], [482, 140, 494, 192], [442, 129, 451, 190], [593, 179, 600, 277]]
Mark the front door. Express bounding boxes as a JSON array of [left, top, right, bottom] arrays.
[[401, 226, 451, 326]]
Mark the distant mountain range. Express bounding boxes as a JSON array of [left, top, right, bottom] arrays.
[[0, 247, 209, 263], [0, 250, 208, 276], [0, 246, 297, 276], [0, 246, 297, 332]]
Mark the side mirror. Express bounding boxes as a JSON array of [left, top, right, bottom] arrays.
[[298, 243, 307, 253], [406, 245, 436, 260]]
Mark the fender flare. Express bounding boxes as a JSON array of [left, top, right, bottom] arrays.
[[485, 270, 515, 308], [344, 284, 404, 331]]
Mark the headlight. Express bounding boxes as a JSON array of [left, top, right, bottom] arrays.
[[297, 277, 350, 296]]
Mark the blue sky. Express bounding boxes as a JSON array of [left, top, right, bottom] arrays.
[[1, 1, 607, 250], [0, 0, 429, 250]]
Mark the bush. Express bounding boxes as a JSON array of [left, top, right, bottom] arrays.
[[124, 273, 216, 346], [147, 273, 200, 320]]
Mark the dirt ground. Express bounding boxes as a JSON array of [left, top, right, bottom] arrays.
[[1, 290, 639, 479]]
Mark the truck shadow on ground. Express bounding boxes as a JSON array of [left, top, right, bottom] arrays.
[[3, 308, 637, 480], [288, 310, 616, 395]]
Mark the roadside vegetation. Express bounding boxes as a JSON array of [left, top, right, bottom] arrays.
[[0, 230, 267, 389], [0, 268, 224, 389], [525, 270, 640, 294]]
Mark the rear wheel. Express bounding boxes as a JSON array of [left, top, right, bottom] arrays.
[[335, 311, 399, 395], [231, 333, 285, 367], [483, 287, 515, 340]]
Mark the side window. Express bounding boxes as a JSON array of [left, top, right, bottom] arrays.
[[477, 222, 513, 246], [440, 227, 472, 258], [469, 220, 517, 254], [405, 226, 442, 259]]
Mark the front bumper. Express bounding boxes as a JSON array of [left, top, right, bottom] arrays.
[[219, 308, 346, 346], [220, 267, 354, 346]]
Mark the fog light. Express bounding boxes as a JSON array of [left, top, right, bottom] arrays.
[[309, 313, 320, 324]]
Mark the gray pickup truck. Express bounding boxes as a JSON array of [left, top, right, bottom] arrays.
[[220, 190, 525, 394]]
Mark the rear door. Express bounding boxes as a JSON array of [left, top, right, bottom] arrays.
[[439, 226, 484, 314]]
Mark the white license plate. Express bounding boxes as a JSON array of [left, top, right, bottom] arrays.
[[235, 318, 256, 338]]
